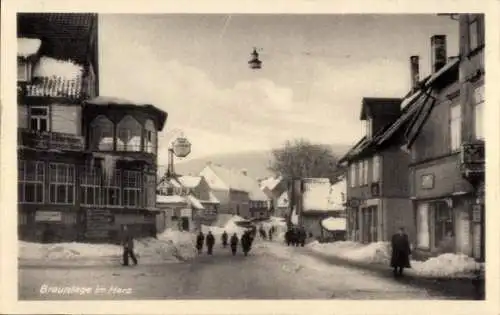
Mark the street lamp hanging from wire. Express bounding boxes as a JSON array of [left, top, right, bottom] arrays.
[[248, 47, 262, 70]]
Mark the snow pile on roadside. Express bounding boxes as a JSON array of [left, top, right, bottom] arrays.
[[308, 241, 390, 264], [19, 229, 197, 263], [19, 241, 119, 260], [202, 215, 248, 237], [411, 253, 483, 278], [321, 217, 347, 231]]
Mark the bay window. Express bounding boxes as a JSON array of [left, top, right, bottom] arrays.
[[144, 119, 157, 154], [49, 163, 75, 205], [474, 85, 484, 140], [90, 115, 114, 151], [123, 170, 141, 207], [18, 160, 45, 203], [29, 106, 49, 132], [117, 115, 142, 152], [450, 103, 462, 151], [80, 166, 101, 206]]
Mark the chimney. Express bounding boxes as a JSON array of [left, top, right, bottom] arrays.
[[431, 35, 447, 73], [410, 55, 420, 92]]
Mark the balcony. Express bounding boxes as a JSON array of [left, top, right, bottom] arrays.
[[18, 129, 84, 152], [460, 140, 485, 182]]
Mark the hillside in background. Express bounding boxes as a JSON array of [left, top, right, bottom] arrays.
[[159, 144, 351, 180]]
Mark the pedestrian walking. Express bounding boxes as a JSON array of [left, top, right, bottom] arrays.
[[285, 229, 291, 246], [121, 225, 138, 266], [268, 227, 273, 241], [390, 227, 412, 277], [221, 231, 228, 248], [230, 233, 239, 256], [206, 231, 215, 255], [196, 231, 205, 254], [298, 226, 306, 247], [241, 231, 252, 256]]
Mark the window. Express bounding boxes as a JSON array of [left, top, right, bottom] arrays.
[[474, 85, 484, 140], [18, 60, 32, 82], [103, 169, 121, 207], [349, 163, 356, 187], [29, 106, 49, 132], [372, 155, 380, 182], [49, 163, 75, 204], [144, 174, 156, 208], [432, 201, 454, 250], [18, 160, 45, 203], [123, 171, 141, 207], [19, 213, 28, 225], [363, 160, 369, 185], [117, 115, 142, 152], [90, 115, 114, 151], [468, 16, 479, 52], [144, 120, 157, 154], [80, 166, 101, 206], [357, 161, 363, 186], [450, 103, 462, 151], [364, 119, 372, 139]]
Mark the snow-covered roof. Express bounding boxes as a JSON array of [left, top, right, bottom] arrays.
[[18, 38, 42, 58], [204, 164, 268, 201], [33, 56, 84, 80], [327, 178, 346, 211], [178, 175, 202, 188], [208, 191, 220, 203], [302, 178, 337, 212], [260, 176, 282, 191], [187, 194, 204, 210], [156, 195, 186, 204], [321, 217, 347, 231]]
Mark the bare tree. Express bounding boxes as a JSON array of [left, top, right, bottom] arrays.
[[269, 139, 341, 181]]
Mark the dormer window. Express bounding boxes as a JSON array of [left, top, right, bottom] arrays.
[[365, 119, 373, 139]]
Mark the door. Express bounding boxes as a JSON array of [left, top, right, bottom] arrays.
[[181, 217, 190, 231]]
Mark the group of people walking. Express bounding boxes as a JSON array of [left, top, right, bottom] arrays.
[[196, 230, 255, 256], [258, 225, 276, 241], [284, 226, 307, 247]]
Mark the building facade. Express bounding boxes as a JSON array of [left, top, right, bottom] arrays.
[[339, 97, 416, 244], [17, 14, 166, 243], [406, 17, 485, 261]]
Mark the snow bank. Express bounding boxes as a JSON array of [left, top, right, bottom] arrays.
[[18, 38, 42, 58], [307, 241, 483, 278], [19, 230, 197, 264], [321, 217, 346, 231], [33, 56, 83, 80]]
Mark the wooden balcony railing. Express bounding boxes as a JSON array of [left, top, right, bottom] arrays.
[[18, 129, 84, 152]]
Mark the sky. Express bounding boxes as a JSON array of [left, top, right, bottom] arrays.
[[98, 14, 459, 164]]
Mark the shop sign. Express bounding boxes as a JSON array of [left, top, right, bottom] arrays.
[[172, 137, 191, 158], [35, 211, 62, 222], [181, 208, 191, 217], [421, 174, 434, 190]]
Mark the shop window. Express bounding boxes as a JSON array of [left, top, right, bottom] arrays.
[[117, 115, 142, 152], [144, 119, 157, 154], [474, 85, 484, 140], [90, 115, 114, 151], [49, 163, 75, 205], [29, 106, 49, 132], [18, 160, 45, 203], [123, 170, 141, 207], [80, 166, 101, 206], [432, 201, 454, 250], [144, 174, 156, 209], [450, 103, 462, 151], [416, 203, 430, 249], [103, 169, 121, 207]]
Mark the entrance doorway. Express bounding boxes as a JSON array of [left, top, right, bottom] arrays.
[[181, 217, 190, 231], [362, 206, 378, 243]]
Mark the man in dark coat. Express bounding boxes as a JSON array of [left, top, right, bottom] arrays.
[[221, 231, 228, 248], [121, 225, 138, 266], [298, 227, 306, 247], [196, 231, 205, 254], [230, 233, 239, 256], [206, 231, 215, 255], [285, 229, 292, 246], [390, 227, 412, 277], [241, 231, 252, 256]]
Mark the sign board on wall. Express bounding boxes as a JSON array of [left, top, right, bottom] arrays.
[[35, 211, 62, 222], [180, 208, 191, 217], [421, 174, 434, 189]]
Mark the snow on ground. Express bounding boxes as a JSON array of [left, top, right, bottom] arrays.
[[201, 215, 248, 236], [19, 229, 197, 265], [307, 241, 483, 278], [321, 217, 347, 231]]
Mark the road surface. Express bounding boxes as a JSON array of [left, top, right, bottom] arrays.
[[19, 242, 451, 300]]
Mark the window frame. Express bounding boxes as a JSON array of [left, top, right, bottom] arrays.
[[90, 115, 114, 151], [102, 169, 122, 207], [18, 160, 45, 204], [449, 102, 462, 152], [473, 84, 485, 140], [468, 16, 479, 53], [116, 115, 142, 152], [357, 161, 363, 187], [349, 163, 356, 187], [372, 155, 381, 183], [29, 105, 50, 132], [365, 119, 373, 139], [80, 165, 102, 206], [48, 163, 76, 205], [144, 174, 157, 209], [123, 170, 142, 207], [363, 159, 369, 185], [144, 119, 157, 154]]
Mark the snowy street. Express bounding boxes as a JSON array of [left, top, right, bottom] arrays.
[[19, 240, 452, 300]]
